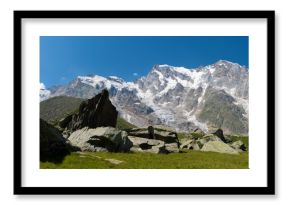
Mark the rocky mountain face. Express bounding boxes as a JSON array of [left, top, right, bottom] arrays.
[[59, 89, 118, 132], [41, 60, 248, 134]]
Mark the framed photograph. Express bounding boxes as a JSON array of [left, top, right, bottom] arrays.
[[14, 10, 275, 195]]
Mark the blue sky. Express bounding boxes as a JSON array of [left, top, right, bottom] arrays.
[[40, 36, 248, 87]]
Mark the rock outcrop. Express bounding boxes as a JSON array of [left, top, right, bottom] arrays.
[[67, 126, 180, 154], [40, 119, 70, 162], [68, 127, 132, 152], [60, 89, 118, 132]]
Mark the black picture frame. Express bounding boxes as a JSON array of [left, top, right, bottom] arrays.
[[14, 10, 275, 195]]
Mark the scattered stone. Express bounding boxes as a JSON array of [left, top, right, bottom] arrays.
[[104, 158, 124, 165], [77, 152, 123, 164]]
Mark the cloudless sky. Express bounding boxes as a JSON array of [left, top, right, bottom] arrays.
[[40, 36, 248, 87]]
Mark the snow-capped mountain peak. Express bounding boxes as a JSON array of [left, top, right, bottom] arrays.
[[40, 82, 51, 101], [77, 75, 126, 90], [40, 60, 249, 134]]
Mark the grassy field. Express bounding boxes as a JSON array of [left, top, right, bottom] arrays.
[[40, 149, 248, 169]]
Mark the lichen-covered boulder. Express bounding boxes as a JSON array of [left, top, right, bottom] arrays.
[[201, 141, 239, 155]]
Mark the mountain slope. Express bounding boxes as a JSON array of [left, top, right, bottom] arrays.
[[198, 86, 248, 134], [40, 60, 248, 134], [40, 96, 83, 123]]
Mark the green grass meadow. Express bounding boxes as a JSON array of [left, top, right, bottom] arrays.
[[40, 149, 248, 169]]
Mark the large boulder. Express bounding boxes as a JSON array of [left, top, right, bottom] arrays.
[[128, 136, 179, 154], [180, 139, 200, 150], [201, 141, 239, 155], [128, 136, 167, 154], [230, 140, 247, 152], [68, 127, 132, 152], [126, 126, 180, 153], [196, 134, 222, 148], [40, 119, 70, 162], [127, 127, 179, 144], [164, 142, 180, 153], [60, 89, 118, 132]]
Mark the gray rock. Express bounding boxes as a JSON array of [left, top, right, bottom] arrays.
[[196, 134, 222, 148], [165, 143, 180, 153], [128, 136, 165, 154], [128, 136, 179, 154], [180, 139, 200, 150], [201, 141, 239, 155], [230, 140, 247, 151], [127, 127, 179, 144], [68, 127, 132, 152], [193, 143, 201, 150], [180, 140, 194, 149]]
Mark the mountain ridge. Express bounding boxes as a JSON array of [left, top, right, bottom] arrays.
[[40, 60, 248, 134]]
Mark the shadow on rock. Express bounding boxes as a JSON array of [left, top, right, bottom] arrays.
[[40, 118, 71, 164]]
